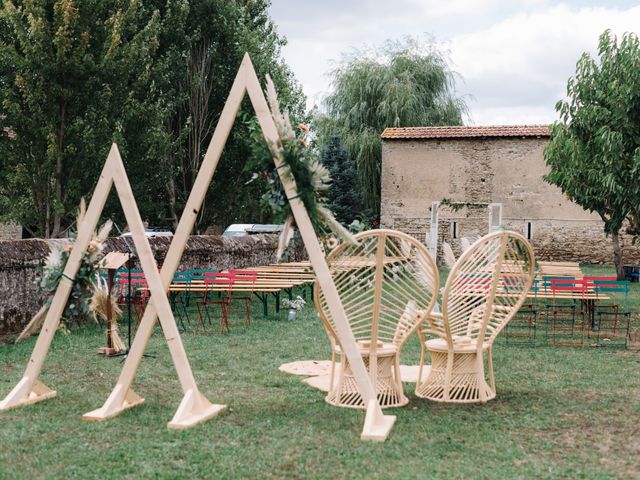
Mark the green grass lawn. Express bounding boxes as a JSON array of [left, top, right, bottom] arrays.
[[1, 268, 639, 479]]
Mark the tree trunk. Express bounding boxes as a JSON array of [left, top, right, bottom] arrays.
[[51, 157, 62, 238], [51, 103, 66, 238], [612, 231, 624, 279], [44, 175, 51, 239], [166, 174, 179, 230]]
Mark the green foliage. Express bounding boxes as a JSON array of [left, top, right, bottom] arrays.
[[0, 0, 162, 237], [440, 198, 489, 212], [152, 0, 306, 232], [0, 0, 306, 237], [317, 37, 466, 215], [245, 119, 327, 229], [244, 94, 351, 247], [320, 136, 369, 225], [40, 239, 97, 323], [544, 30, 640, 273], [40, 210, 111, 324]]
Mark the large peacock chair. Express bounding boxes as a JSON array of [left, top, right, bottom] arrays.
[[415, 230, 535, 403], [315, 229, 439, 409]]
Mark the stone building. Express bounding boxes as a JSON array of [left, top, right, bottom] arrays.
[[380, 125, 640, 264]]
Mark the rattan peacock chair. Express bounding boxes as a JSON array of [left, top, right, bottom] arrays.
[[415, 230, 535, 403], [315, 229, 439, 409]]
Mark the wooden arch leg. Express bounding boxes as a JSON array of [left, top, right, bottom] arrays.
[[0, 377, 56, 411], [82, 384, 144, 421], [82, 144, 225, 429], [361, 400, 396, 441], [168, 388, 226, 429]]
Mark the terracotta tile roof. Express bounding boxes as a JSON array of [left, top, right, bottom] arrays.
[[381, 125, 550, 140]]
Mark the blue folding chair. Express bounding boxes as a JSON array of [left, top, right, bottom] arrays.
[[590, 279, 631, 348]]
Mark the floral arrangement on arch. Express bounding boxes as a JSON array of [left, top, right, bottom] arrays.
[[16, 200, 112, 342], [246, 76, 355, 259]]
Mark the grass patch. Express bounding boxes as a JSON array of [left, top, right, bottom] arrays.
[[0, 269, 639, 479]]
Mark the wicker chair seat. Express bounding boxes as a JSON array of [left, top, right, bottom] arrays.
[[334, 343, 399, 357], [425, 337, 491, 353]]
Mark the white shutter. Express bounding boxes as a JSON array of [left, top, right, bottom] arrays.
[[428, 201, 439, 261], [488, 203, 502, 233]]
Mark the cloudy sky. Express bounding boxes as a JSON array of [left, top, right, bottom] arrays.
[[269, 1, 640, 125]]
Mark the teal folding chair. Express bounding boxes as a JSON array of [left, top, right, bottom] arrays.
[[170, 271, 192, 331], [590, 279, 631, 348]]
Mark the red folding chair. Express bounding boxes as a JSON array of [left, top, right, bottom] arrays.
[[227, 270, 257, 328], [196, 272, 234, 334], [584, 276, 631, 347]]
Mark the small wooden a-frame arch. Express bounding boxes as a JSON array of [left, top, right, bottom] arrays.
[[0, 54, 395, 440], [0, 145, 225, 428]]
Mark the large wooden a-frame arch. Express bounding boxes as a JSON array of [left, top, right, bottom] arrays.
[[0, 144, 225, 428], [0, 54, 395, 440]]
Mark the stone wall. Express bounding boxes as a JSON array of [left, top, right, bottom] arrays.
[[381, 137, 640, 264], [0, 235, 306, 339], [0, 222, 21, 240]]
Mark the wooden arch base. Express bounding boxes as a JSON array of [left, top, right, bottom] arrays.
[[0, 145, 225, 429], [1, 54, 393, 440]]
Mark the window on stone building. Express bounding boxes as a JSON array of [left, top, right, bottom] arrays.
[[451, 221, 458, 239], [526, 221, 533, 240]]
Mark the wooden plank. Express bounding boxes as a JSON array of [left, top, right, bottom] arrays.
[[0, 146, 117, 412], [81, 146, 224, 428], [100, 252, 130, 270], [245, 67, 392, 440]]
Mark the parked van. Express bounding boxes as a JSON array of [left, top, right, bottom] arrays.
[[120, 227, 173, 238], [222, 224, 283, 237]]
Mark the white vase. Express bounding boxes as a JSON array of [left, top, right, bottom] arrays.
[[287, 308, 297, 321]]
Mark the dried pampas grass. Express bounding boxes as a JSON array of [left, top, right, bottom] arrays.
[[90, 282, 125, 353]]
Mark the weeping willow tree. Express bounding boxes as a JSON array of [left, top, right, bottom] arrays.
[[318, 38, 467, 216]]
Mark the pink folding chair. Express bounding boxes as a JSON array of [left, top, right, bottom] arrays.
[[196, 272, 234, 334], [227, 270, 257, 328]]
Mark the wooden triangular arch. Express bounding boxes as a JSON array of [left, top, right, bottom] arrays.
[[0, 145, 224, 428], [1, 54, 395, 440]]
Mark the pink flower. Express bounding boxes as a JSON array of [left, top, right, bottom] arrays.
[[64, 244, 72, 253], [87, 240, 98, 252], [297, 123, 310, 134]]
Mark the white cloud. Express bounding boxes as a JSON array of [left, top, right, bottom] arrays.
[[271, 2, 640, 124], [450, 4, 640, 124]]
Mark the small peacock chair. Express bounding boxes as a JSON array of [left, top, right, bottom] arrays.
[[315, 229, 439, 409], [415, 230, 535, 403]]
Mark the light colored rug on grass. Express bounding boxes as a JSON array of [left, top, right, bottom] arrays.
[[280, 360, 431, 393], [279, 360, 333, 377]]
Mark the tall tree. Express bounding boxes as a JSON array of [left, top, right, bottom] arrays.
[[132, 0, 306, 232], [321, 136, 366, 225], [0, 0, 305, 237], [544, 30, 640, 278], [318, 37, 466, 216], [0, 0, 161, 238]]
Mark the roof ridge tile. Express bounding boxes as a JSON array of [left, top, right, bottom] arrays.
[[381, 125, 550, 140]]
